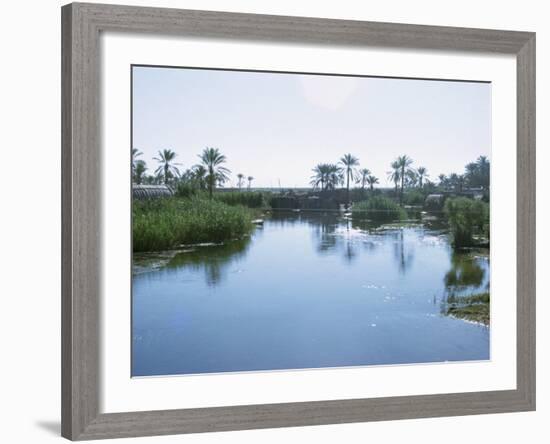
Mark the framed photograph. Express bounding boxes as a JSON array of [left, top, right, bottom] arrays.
[[61, 2, 535, 440]]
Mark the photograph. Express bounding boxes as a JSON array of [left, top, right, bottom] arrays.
[[131, 65, 491, 377]]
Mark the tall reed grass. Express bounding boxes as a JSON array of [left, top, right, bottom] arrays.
[[444, 197, 489, 248], [133, 197, 254, 252]]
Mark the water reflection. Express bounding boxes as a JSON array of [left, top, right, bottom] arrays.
[[134, 212, 438, 286], [392, 229, 415, 274], [165, 236, 252, 286], [270, 211, 419, 270], [271, 213, 383, 265], [443, 252, 489, 298]]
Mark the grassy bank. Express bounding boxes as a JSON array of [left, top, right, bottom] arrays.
[[352, 196, 407, 222], [445, 292, 490, 325], [133, 197, 254, 252]]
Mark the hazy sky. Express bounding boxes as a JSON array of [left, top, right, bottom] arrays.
[[132, 66, 491, 188]]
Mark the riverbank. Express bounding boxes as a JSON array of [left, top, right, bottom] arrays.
[[132, 197, 254, 252]]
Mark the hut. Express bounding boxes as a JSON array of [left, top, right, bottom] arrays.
[[424, 194, 445, 211], [132, 184, 174, 200]]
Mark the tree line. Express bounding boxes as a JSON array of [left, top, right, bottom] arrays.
[[311, 153, 489, 204], [132, 147, 252, 198], [133, 146, 490, 204]]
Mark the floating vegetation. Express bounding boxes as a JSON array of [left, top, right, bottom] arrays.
[[444, 292, 490, 325], [132, 251, 180, 275]]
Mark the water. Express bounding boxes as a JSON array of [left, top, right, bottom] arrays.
[[132, 212, 490, 377]]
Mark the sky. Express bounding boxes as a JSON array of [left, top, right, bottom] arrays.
[[132, 66, 491, 188]]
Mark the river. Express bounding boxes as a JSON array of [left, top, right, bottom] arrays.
[[132, 211, 490, 377]]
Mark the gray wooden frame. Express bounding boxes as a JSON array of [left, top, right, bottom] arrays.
[[61, 2, 536, 440]]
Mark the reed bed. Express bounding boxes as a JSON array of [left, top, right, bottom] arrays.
[[352, 196, 407, 222], [133, 197, 254, 252]]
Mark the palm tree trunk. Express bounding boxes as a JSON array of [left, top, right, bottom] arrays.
[[400, 167, 405, 205], [208, 167, 214, 199], [346, 171, 350, 205]]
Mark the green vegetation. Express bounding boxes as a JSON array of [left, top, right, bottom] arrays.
[[403, 189, 425, 206], [416, 166, 428, 188], [438, 156, 489, 192], [445, 292, 489, 325], [133, 160, 147, 185], [174, 184, 268, 209], [310, 163, 343, 191], [133, 197, 254, 252], [444, 197, 489, 248], [352, 196, 407, 222], [197, 147, 231, 198], [395, 154, 414, 205], [237, 173, 245, 190], [357, 168, 371, 189], [153, 149, 180, 185], [214, 191, 268, 208], [366, 175, 379, 191], [388, 161, 401, 197], [132, 143, 491, 254], [174, 181, 200, 199]]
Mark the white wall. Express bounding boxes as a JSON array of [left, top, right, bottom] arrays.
[[0, 1, 546, 443]]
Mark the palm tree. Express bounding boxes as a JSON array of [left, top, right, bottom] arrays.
[[366, 175, 379, 191], [387, 161, 401, 196], [438, 174, 447, 188], [416, 166, 428, 188], [476, 156, 490, 188], [395, 155, 414, 205], [449, 173, 459, 190], [311, 163, 343, 191], [310, 163, 330, 191], [406, 169, 418, 188], [247, 176, 254, 189], [456, 174, 466, 192], [198, 147, 231, 198], [237, 173, 245, 190], [192, 164, 207, 190], [449, 173, 466, 192], [153, 149, 180, 185], [133, 160, 147, 184], [357, 168, 371, 189], [476, 155, 490, 172], [339, 154, 360, 205], [131, 148, 142, 174], [326, 164, 343, 190]]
